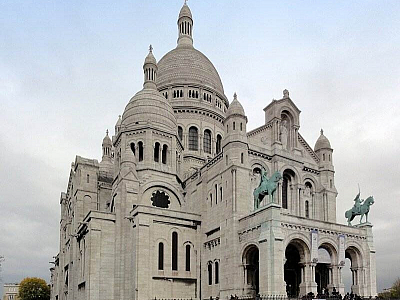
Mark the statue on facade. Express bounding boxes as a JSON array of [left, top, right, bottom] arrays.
[[280, 120, 288, 150], [253, 170, 282, 209], [345, 188, 374, 226]]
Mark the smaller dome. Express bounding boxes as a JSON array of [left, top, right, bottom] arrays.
[[102, 130, 112, 146], [314, 129, 332, 151], [226, 93, 245, 117], [179, 3, 192, 19]]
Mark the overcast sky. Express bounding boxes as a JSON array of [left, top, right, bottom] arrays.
[[1, 0, 399, 296]]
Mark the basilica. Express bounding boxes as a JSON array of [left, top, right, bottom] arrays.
[[50, 3, 377, 300]]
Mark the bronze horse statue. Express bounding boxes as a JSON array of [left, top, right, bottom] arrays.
[[253, 170, 282, 210], [345, 195, 374, 226]]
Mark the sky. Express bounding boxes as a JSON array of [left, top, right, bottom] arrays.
[[1, 0, 400, 296]]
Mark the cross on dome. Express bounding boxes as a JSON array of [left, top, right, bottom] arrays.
[[184, 0, 188, 5], [106, 129, 109, 136], [233, 92, 237, 100], [149, 44, 153, 53], [320, 129, 324, 135]]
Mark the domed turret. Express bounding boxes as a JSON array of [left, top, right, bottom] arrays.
[[226, 92, 245, 117], [100, 130, 113, 174], [122, 47, 177, 132], [177, 1, 193, 47], [314, 129, 332, 151]]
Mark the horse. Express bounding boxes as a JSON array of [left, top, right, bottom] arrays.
[[253, 171, 282, 210], [345, 196, 374, 226]]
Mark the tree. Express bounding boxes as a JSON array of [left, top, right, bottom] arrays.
[[0, 255, 4, 282], [391, 278, 400, 298], [18, 277, 50, 300]]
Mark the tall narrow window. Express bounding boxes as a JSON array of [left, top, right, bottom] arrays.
[[208, 263, 212, 285], [210, 193, 213, 207], [185, 245, 191, 271], [282, 176, 288, 209], [162, 144, 168, 164], [203, 129, 211, 154], [216, 135, 222, 153], [172, 232, 178, 271], [233, 122, 236, 130], [240, 123, 243, 131], [188, 127, 198, 151], [138, 141, 144, 161], [178, 126, 183, 141], [241, 153, 244, 164], [158, 242, 164, 270], [220, 187, 223, 202], [130, 142, 136, 156], [305, 201, 309, 218], [215, 261, 219, 284], [154, 142, 160, 162], [86, 174, 89, 183], [215, 184, 218, 204]]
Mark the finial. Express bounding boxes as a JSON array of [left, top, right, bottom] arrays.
[[106, 129, 109, 136], [149, 44, 153, 53], [233, 92, 237, 100], [283, 89, 289, 98], [184, 0, 188, 5], [320, 129, 324, 135]]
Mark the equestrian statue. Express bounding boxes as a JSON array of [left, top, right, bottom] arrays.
[[253, 170, 282, 210], [345, 187, 374, 226]]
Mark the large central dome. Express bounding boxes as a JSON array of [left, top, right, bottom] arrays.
[[155, 3, 227, 103], [157, 46, 225, 96]]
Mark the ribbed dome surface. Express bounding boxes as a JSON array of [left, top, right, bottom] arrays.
[[314, 130, 332, 151], [122, 88, 177, 131], [102, 133, 112, 146], [179, 4, 192, 19], [156, 46, 225, 96]]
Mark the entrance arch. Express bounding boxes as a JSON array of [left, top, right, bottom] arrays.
[[242, 244, 259, 296], [284, 239, 309, 297], [345, 246, 363, 295], [316, 247, 331, 295]]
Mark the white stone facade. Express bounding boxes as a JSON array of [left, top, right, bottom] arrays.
[[50, 3, 377, 300]]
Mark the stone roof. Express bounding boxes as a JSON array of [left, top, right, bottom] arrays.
[[314, 129, 332, 151], [226, 93, 245, 116], [156, 46, 225, 96]]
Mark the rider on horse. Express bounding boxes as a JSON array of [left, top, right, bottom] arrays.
[[353, 192, 364, 214]]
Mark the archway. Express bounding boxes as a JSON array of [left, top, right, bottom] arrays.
[[285, 244, 301, 297], [345, 246, 363, 295], [316, 247, 331, 295], [242, 245, 259, 295]]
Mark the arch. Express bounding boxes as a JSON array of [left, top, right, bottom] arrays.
[[162, 144, 168, 164], [130, 142, 136, 156], [185, 244, 191, 271], [188, 126, 198, 151], [158, 242, 164, 270], [172, 231, 178, 271], [178, 126, 183, 141], [250, 160, 270, 175], [345, 244, 364, 268], [208, 261, 213, 285], [280, 106, 298, 125], [216, 134, 222, 153], [141, 183, 183, 208], [284, 237, 311, 263], [154, 142, 160, 162], [135, 141, 143, 162], [242, 244, 259, 295], [203, 129, 212, 154]]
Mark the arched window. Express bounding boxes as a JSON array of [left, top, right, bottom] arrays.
[[216, 134, 222, 153], [282, 176, 288, 209], [154, 142, 160, 162], [203, 129, 211, 154], [162, 144, 168, 164], [233, 121, 236, 130], [180, 90, 183, 97], [185, 245, 191, 271], [130, 142, 135, 156], [220, 187, 223, 202], [241, 153, 244, 164], [215, 184, 218, 205], [226, 154, 228, 165], [188, 127, 198, 151], [282, 169, 295, 210], [178, 126, 183, 141], [215, 261, 219, 284], [189, 90, 192, 98], [330, 179, 333, 188], [305, 201, 309, 218], [172, 232, 178, 271], [138, 141, 144, 162], [210, 193, 212, 207], [208, 263, 212, 285], [240, 122, 243, 131], [323, 153, 326, 161], [87, 174, 89, 183], [158, 242, 164, 270]]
